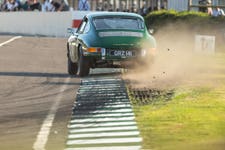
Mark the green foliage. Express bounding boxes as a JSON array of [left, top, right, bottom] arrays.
[[145, 10, 225, 30]]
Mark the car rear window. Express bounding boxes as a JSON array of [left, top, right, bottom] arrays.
[[93, 16, 144, 30]]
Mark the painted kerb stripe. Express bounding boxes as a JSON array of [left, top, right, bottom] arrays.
[[65, 77, 142, 150]]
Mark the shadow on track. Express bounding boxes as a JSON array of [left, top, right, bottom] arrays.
[[0, 69, 121, 79], [0, 71, 77, 78]]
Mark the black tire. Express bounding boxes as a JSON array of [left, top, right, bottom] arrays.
[[67, 54, 78, 75], [77, 46, 90, 77]]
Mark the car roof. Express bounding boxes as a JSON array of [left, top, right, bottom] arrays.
[[86, 12, 144, 20]]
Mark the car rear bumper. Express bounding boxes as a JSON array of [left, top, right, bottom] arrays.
[[83, 48, 151, 61]]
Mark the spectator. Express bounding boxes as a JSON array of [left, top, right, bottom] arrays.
[[131, 2, 137, 13], [15, 0, 21, 10], [214, 7, 225, 16], [28, 0, 41, 11], [207, 6, 213, 15], [41, 0, 53, 11], [0, 0, 7, 11], [95, 3, 102, 11], [108, 3, 113, 11], [206, 0, 213, 15], [148, 6, 152, 13], [198, 0, 207, 12], [5, 0, 19, 11], [20, 0, 29, 11], [51, 0, 69, 11], [103, 0, 108, 11], [78, 0, 89, 11], [140, 1, 148, 16]]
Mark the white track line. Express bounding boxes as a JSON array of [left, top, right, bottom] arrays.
[[0, 36, 22, 47], [33, 77, 70, 150]]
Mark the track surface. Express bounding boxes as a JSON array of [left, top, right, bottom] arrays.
[[0, 36, 142, 150], [0, 36, 80, 150]]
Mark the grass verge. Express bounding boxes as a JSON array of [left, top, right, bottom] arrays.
[[129, 54, 225, 150]]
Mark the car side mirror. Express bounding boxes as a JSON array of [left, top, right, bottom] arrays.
[[67, 28, 78, 36], [67, 28, 74, 34]]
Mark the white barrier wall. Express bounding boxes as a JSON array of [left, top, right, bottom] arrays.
[[0, 11, 93, 37], [0, 12, 72, 37]]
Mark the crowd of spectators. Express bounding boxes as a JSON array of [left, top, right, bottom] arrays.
[[199, 0, 225, 16], [0, 0, 69, 11], [0, 0, 155, 15], [0, 0, 224, 17]]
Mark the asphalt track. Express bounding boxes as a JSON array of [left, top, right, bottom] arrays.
[[0, 36, 80, 150], [0, 36, 142, 150]]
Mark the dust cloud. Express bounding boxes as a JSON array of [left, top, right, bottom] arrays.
[[123, 24, 219, 89]]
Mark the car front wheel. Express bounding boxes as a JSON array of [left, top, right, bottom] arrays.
[[67, 56, 78, 75], [77, 46, 90, 77]]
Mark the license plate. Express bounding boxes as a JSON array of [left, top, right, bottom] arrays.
[[110, 50, 134, 57]]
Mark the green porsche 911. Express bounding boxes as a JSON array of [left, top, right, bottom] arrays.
[[67, 12, 156, 77]]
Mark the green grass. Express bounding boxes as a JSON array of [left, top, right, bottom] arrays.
[[131, 54, 225, 150]]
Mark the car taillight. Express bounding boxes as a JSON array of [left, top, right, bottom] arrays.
[[87, 47, 101, 53]]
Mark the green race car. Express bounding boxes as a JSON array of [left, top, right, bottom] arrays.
[[67, 12, 156, 77]]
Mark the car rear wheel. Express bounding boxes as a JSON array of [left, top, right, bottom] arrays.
[[77, 46, 90, 77]]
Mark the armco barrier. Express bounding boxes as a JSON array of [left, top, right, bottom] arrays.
[[0, 11, 91, 37]]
